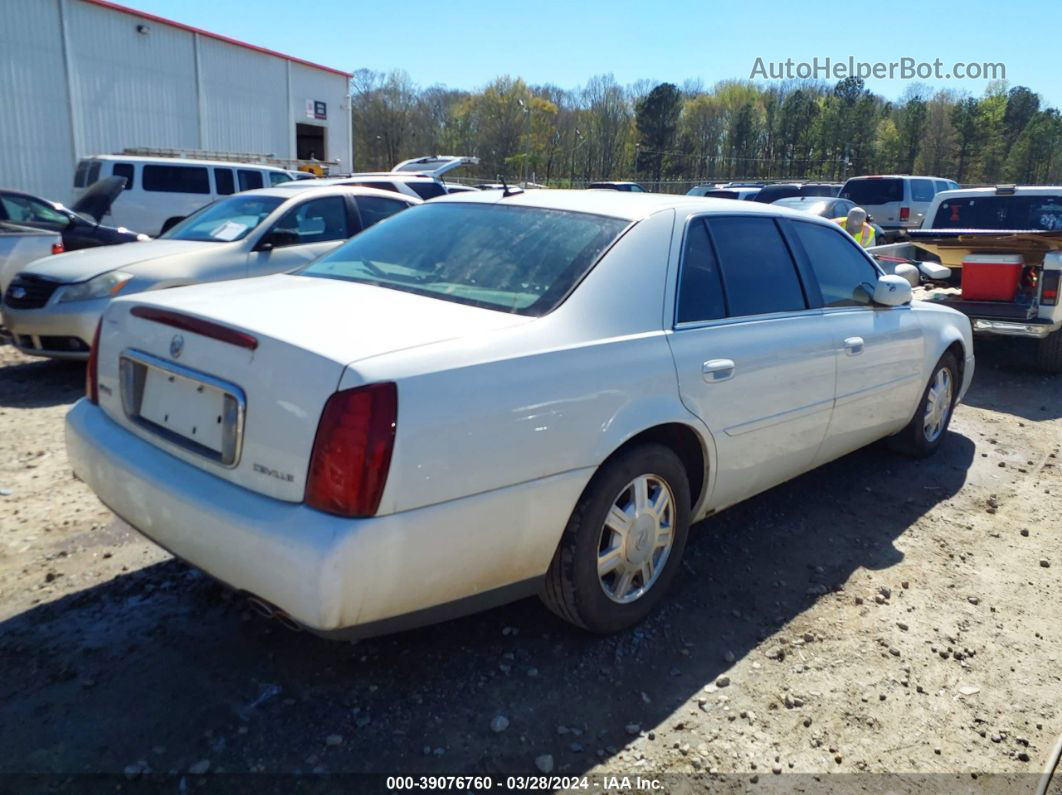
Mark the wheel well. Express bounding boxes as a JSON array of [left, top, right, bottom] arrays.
[[605, 424, 707, 508], [945, 340, 966, 383]]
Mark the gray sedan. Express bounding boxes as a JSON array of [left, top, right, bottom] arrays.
[[1, 185, 418, 359]]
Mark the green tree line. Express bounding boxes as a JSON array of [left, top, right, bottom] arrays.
[[350, 70, 1062, 189]]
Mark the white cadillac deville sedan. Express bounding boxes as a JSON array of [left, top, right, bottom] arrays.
[[66, 190, 974, 637]]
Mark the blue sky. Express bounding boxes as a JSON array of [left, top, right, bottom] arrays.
[[129, 0, 1062, 105]]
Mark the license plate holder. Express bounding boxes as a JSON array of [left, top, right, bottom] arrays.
[[119, 349, 245, 466]]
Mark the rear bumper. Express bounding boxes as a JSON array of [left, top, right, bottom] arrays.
[[970, 318, 1061, 339], [65, 400, 591, 634], [2, 298, 106, 360]]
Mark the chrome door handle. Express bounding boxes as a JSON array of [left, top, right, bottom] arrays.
[[702, 359, 735, 382], [844, 336, 864, 355]]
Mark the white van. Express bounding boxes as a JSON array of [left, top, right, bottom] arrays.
[[72, 155, 294, 236], [840, 175, 959, 240]]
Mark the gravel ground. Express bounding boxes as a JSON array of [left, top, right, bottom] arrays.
[[0, 337, 1059, 792]]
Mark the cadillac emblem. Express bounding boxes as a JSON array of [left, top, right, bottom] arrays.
[[170, 334, 184, 359]]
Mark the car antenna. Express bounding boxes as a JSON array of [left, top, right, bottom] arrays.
[[498, 174, 523, 197]]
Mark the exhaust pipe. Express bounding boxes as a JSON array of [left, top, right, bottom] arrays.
[[273, 611, 304, 633], [245, 595, 303, 632], [246, 596, 275, 619]]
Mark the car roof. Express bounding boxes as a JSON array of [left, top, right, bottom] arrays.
[[429, 188, 835, 224], [233, 185, 423, 202], [843, 174, 953, 181], [273, 174, 436, 188], [931, 186, 1062, 199], [83, 154, 289, 171]]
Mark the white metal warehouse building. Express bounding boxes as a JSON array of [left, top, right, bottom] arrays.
[[0, 0, 353, 204]]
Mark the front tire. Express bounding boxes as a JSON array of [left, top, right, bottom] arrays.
[[887, 352, 959, 458], [540, 443, 691, 634], [1036, 328, 1062, 374]]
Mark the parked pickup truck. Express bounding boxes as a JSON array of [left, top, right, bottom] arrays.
[[869, 186, 1062, 372]]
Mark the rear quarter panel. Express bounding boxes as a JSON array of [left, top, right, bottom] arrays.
[[344, 208, 715, 517]]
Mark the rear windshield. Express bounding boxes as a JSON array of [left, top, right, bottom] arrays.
[[841, 178, 903, 205], [704, 190, 741, 199], [302, 203, 629, 316], [931, 195, 1062, 231]]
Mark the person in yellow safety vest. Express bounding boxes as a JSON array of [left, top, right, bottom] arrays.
[[832, 207, 876, 247]]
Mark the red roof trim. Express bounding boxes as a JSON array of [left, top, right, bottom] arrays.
[[81, 0, 353, 78]]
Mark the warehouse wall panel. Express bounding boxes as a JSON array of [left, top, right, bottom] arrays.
[[198, 37, 289, 158], [0, 0, 76, 202]]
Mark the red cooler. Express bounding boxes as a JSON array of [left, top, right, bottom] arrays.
[[961, 254, 1024, 301]]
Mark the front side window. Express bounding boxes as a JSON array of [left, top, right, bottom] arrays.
[[143, 165, 210, 194], [355, 195, 410, 229], [160, 195, 284, 242], [790, 220, 880, 307], [269, 171, 291, 186], [271, 196, 349, 245], [676, 218, 726, 323], [706, 216, 807, 317], [910, 179, 935, 202], [237, 170, 264, 191], [302, 203, 629, 316]]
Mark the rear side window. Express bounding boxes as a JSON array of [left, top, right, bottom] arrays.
[[237, 170, 264, 191], [112, 162, 134, 190], [356, 195, 410, 229], [143, 165, 209, 194], [706, 216, 807, 317], [677, 218, 726, 323], [910, 179, 935, 202], [789, 220, 880, 307], [407, 182, 446, 200], [214, 168, 235, 196], [353, 181, 399, 194], [801, 184, 838, 197], [841, 178, 903, 205]]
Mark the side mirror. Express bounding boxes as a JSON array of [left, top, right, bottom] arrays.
[[258, 229, 300, 250], [893, 263, 921, 287], [872, 274, 913, 307]]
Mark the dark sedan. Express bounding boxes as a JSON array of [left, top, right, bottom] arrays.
[[0, 177, 144, 251]]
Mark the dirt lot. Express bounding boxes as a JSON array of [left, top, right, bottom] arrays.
[[0, 337, 1059, 791]]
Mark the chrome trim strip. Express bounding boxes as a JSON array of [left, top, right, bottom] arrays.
[[833, 373, 921, 408], [118, 348, 247, 468]]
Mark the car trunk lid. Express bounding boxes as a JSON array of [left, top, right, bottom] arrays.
[[95, 274, 531, 502]]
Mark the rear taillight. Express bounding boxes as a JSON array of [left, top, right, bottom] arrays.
[[86, 320, 102, 403], [899, 207, 910, 221], [51, 241, 65, 256], [1042, 271, 1060, 306], [305, 382, 397, 518]]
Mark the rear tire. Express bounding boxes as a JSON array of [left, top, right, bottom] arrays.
[[540, 443, 691, 634], [887, 352, 959, 458], [1036, 328, 1062, 374]]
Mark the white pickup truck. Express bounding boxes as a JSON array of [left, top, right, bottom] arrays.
[[0, 222, 61, 298], [869, 185, 1062, 372]]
